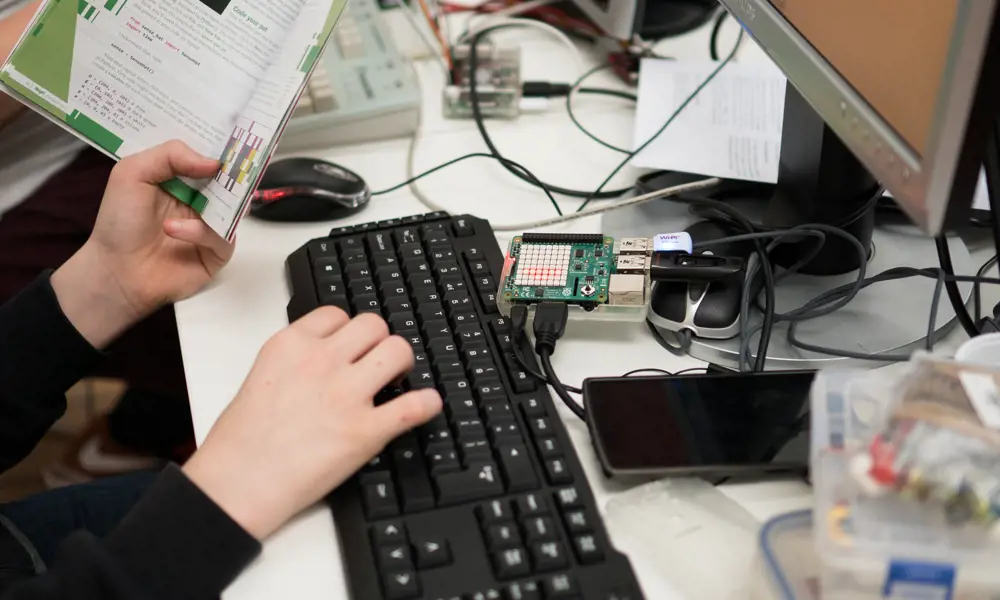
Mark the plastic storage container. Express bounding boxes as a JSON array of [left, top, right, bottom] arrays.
[[811, 367, 1000, 600], [752, 510, 821, 600]]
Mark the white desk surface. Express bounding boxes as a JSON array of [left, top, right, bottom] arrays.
[[175, 16, 995, 600]]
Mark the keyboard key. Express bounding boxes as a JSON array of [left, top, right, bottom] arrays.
[[383, 297, 414, 314], [450, 311, 478, 328], [505, 581, 541, 600], [562, 510, 591, 534], [367, 231, 395, 254], [441, 379, 471, 399], [402, 258, 430, 276], [404, 334, 424, 349], [523, 516, 558, 544], [382, 570, 420, 600], [429, 249, 456, 266], [407, 368, 435, 390], [531, 541, 568, 572], [433, 461, 503, 506], [554, 487, 583, 511], [424, 234, 451, 251], [349, 280, 378, 298], [313, 256, 341, 278], [537, 438, 562, 459], [509, 368, 538, 393], [453, 217, 476, 237], [492, 547, 530, 580], [377, 544, 413, 571], [408, 274, 436, 291], [464, 246, 484, 260], [393, 444, 435, 513], [308, 239, 338, 260], [476, 380, 506, 403], [456, 324, 485, 346], [401, 214, 425, 225], [481, 398, 511, 422], [417, 304, 447, 323], [515, 493, 549, 518], [423, 320, 452, 340], [329, 224, 354, 236], [446, 396, 478, 419], [542, 573, 578, 598], [371, 520, 407, 546], [462, 343, 494, 364], [454, 418, 485, 441], [475, 275, 496, 292], [388, 313, 419, 335], [428, 339, 458, 360], [468, 260, 491, 276], [477, 499, 513, 524], [414, 290, 442, 306], [435, 262, 463, 282], [362, 476, 399, 519], [419, 416, 452, 447], [414, 537, 452, 569], [376, 267, 404, 285], [529, 418, 554, 440], [481, 292, 499, 313], [544, 458, 573, 485], [427, 449, 461, 475], [485, 522, 521, 551], [522, 396, 547, 418], [572, 534, 604, 564], [445, 291, 473, 312], [497, 444, 537, 492], [336, 235, 365, 254], [381, 283, 409, 301], [459, 440, 492, 465], [489, 421, 521, 444], [372, 253, 398, 269], [441, 280, 467, 295], [393, 227, 420, 246], [342, 251, 369, 265], [399, 243, 425, 260], [353, 295, 381, 315], [469, 590, 502, 600], [435, 360, 466, 381]]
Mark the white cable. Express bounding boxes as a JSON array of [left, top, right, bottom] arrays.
[[490, 178, 721, 231], [396, 0, 450, 75], [465, 0, 559, 33]]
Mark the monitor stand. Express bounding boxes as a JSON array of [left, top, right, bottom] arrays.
[[601, 199, 975, 371]]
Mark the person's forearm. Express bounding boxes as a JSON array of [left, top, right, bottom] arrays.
[[0, 0, 42, 128], [50, 246, 142, 350]]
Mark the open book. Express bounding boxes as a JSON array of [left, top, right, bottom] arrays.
[[0, 0, 348, 241]]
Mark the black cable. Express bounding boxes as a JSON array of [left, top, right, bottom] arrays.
[[936, 236, 979, 337], [563, 65, 637, 155], [622, 368, 672, 377], [974, 254, 998, 321], [575, 28, 744, 213], [579, 88, 637, 102], [709, 9, 728, 61], [512, 331, 583, 394], [984, 117, 1000, 278], [468, 25, 631, 199], [675, 367, 710, 376], [371, 151, 564, 216], [539, 349, 585, 420]]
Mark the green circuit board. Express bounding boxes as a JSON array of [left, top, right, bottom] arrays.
[[501, 234, 614, 305]]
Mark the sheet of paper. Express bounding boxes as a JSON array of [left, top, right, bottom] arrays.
[[631, 58, 787, 184]]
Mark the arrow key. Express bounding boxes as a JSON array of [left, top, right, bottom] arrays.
[[413, 537, 452, 569], [497, 444, 537, 492], [371, 520, 407, 546], [377, 544, 414, 571], [382, 570, 421, 600]]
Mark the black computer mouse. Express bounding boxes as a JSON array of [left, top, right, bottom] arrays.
[[647, 220, 753, 339], [249, 158, 371, 222]]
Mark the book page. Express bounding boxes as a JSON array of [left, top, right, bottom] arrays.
[[632, 59, 787, 184], [198, 0, 346, 239], [0, 0, 307, 236]]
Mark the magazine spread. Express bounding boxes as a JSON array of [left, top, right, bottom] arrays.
[[0, 0, 346, 240]]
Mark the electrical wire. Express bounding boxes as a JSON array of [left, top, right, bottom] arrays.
[[575, 28, 744, 212], [395, 0, 451, 73], [512, 332, 583, 395], [708, 9, 728, 61], [622, 368, 672, 377], [566, 65, 637, 154], [416, 0, 453, 71], [974, 254, 998, 321], [937, 236, 980, 338], [467, 23, 632, 199], [539, 349, 586, 419]]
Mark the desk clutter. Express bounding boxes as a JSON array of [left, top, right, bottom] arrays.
[[756, 353, 1000, 600]]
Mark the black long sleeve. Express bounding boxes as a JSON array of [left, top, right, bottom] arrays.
[[0, 271, 102, 475], [0, 272, 262, 598], [4, 464, 261, 600]]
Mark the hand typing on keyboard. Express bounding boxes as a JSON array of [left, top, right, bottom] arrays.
[[183, 307, 443, 540]]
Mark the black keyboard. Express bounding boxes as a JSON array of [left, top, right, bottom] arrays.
[[285, 212, 643, 600]]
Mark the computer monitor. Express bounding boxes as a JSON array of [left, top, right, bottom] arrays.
[[570, 0, 716, 40], [644, 0, 1000, 368], [720, 0, 1000, 238]]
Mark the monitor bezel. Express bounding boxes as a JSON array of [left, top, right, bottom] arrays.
[[718, 0, 1000, 234]]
